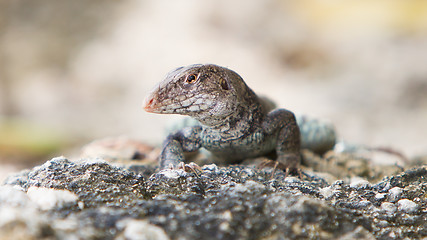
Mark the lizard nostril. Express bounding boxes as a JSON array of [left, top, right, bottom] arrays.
[[143, 95, 157, 112]]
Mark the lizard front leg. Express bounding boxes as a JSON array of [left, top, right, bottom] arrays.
[[263, 109, 302, 176], [160, 126, 202, 169]]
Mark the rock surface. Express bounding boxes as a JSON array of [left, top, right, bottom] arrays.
[[1, 153, 426, 239]]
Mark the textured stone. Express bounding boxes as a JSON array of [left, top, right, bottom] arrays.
[[1, 157, 426, 239], [27, 187, 78, 211], [397, 199, 419, 214]]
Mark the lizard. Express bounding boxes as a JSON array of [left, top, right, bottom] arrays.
[[143, 64, 303, 177]]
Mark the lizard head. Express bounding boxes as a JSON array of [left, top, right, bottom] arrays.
[[143, 64, 255, 125]]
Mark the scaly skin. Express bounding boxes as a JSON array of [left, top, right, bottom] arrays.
[[143, 64, 301, 175]]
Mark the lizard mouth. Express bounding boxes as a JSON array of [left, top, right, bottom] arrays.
[[143, 85, 207, 114], [143, 91, 180, 114], [143, 93, 159, 113]]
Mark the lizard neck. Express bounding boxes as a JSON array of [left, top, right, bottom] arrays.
[[199, 101, 264, 136], [194, 85, 264, 133]]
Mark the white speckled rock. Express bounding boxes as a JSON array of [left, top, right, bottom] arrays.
[[388, 187, 403, 203], [202, 164, 219, 172], [319, 186, 334, 199], [117, 219, 170, 240], [380, 202, 397, 214], [27, 187, 79, 211], [0, 185, 30, 207], [374, 193, 386, 201], [349, 178, 371, 189], [1, 157, 426, 239], [397, 199, 419, 214], [156, 169, 187, 179]]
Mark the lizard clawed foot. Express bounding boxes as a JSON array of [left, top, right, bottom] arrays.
[[258, 159, 302, 179], [283, 165, 303, 179], [160, 162, 202, 178], [173, 162, 202, 176]]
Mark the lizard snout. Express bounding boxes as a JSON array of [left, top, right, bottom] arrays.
[[143, 93, 158, 113]]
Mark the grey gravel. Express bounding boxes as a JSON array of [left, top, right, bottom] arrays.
[[1, 156, 426, 239], [388, 187, 403, 203], [397, 199, 419, 214]]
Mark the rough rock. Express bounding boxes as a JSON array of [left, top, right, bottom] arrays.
[[1, 155, 426, 239]]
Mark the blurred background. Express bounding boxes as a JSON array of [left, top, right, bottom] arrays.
[[1, 0, 427, 180]]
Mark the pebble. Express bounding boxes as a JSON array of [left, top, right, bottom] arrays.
[[202, 164, 218, 172], [284, 176, 300, 183], [376, 220, 389, 228], [0, 185, 29, 207], [381, 202, 397, 214], [388, 187, 403, 203], [80, 137, 155, 160], [397, 199, 419, 214], [319, 186, 334, 199], [374, 193, 386, 201], [27, 187, 79, 211], [231, 180, 264, 193], [118, 219, 170, 240], [349, 177, 371, 189], [356, 200, 372, 209], [157, 169, 187, 179]]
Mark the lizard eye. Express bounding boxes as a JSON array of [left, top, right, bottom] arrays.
[[185, 74, 198, 84], [220, 78, 229, 90]]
